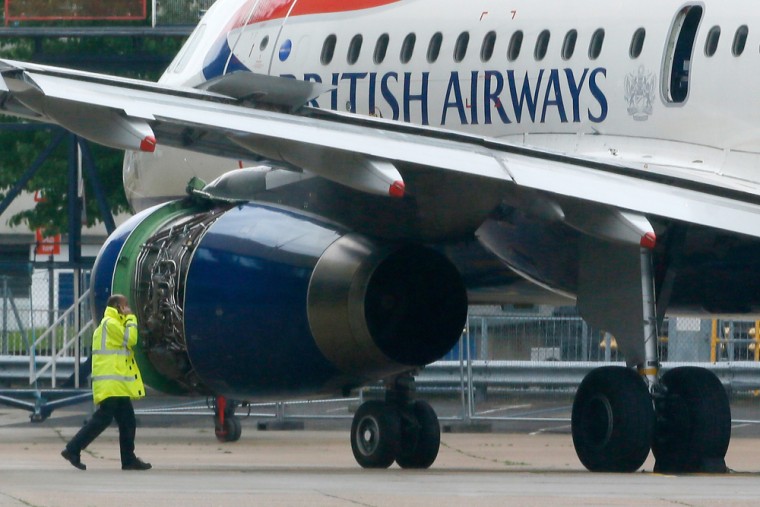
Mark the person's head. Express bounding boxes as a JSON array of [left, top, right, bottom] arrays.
[[106, 294, 131, 315]]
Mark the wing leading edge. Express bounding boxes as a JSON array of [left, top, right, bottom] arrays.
[[1, 59, 759, 240]]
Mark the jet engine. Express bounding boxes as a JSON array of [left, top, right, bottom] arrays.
[[90, 200, 467, 399]]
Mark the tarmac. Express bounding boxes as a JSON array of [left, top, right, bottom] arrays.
[[2, 402, 760, 506]]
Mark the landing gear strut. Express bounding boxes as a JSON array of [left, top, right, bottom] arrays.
[[351, 375, 440, 469], [213, 395, 242, 443]]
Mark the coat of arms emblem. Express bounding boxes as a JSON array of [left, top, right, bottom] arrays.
[[624, 66, 656, 121]]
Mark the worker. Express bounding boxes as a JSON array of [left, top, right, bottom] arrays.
[[60, 294, 151, 471]]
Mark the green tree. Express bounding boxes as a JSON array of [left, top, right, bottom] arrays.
[[0, 34, 184, 234]]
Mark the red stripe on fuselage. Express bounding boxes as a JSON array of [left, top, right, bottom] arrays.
[[290, 0, 401, 16], [242, 0, 401, 26]]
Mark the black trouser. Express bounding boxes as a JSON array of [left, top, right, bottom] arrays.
[[66, 396, 137, 465]]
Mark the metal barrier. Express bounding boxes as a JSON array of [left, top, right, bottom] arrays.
[[29, 290, 92, 388], [1, 306, 760, 425]]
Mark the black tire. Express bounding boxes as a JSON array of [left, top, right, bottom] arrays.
[[652, 366, 731, 473], [396, 400, 441, 469], [571, 366, 654, 472], [215, 415, 242, 442], [351, 400, 401, 468]]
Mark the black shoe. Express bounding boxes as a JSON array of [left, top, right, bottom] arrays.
[[122, 457, 152, 470], [61, 449, 86, 470]]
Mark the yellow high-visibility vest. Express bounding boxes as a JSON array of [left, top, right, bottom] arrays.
[[91, 306, 145, 405]]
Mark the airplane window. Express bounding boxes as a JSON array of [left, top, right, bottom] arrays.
[[507, 30, 523, 61], [454, 31, 470, 62], [629, 27, 646, 58], [401, 33, 416, 63], [321, 34, 337, 65], [562, 29, 577, 60], [733, 25, 749, 56], [348, 34, 363, 64], [588, 28, 605, 60], [535, 30, 550, 61], [705, 26, 720, 56], [374, 33, 389, 64], [481, 31, 496, 62], [428, 32, 443, 63], [260, 36, 269, 51]]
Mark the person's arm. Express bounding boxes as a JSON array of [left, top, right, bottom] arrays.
[[123, 313, 138, 350], [116, 301, 139, 350]]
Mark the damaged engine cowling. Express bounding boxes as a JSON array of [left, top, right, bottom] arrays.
[[90, 200, 467, 399]]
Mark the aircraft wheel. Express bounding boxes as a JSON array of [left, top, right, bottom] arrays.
[[396, 400, 440, 469], [572, 366, 654, 472], [215, 415, 242, 442], [652, 366, 730, 473], [351, 400, 401, 468]]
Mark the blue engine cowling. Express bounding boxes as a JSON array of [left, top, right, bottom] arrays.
[[90, 200, 467, 399]]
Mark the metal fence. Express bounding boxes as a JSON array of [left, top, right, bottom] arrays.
[[3, 275, 760, 422], [457, 307, 669, 364], [425, 309, 760, 425], [0, 269, 91, 376]]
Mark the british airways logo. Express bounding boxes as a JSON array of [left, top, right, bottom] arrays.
[[285, 68, 608, 126]]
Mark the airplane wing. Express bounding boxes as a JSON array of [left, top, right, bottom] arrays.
[[2, 59, 760, 242]]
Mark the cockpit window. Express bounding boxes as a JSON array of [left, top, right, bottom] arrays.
[[174, 24, 206, 73]]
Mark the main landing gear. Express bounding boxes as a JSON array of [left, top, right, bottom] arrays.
[[571, 364, 731, 473], [572, 243, 731, 473], [350, 375, 441, 469]]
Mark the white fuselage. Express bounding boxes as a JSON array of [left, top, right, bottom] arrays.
[[125, 0, 760, 210]]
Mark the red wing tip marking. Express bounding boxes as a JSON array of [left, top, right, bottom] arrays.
[[389, 180, 405, 198], [640, 232, 657, 249], [140, 135, 157, 153]]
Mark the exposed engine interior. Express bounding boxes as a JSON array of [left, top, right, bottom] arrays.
[[133, 206, 230, 393]]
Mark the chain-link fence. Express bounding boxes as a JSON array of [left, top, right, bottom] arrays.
[[455, 307, 759, 366], [453, 306, 671, 364], [154, 0, 215, 25], [0, 269, 91, 360]]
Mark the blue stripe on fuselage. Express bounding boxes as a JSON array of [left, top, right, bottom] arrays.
[[203, 35, 251, 80]]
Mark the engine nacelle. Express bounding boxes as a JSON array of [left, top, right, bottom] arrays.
[[90, 200, 467, 399]]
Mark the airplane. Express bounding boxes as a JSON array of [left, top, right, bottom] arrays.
[[0, 0, 754, 473]]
